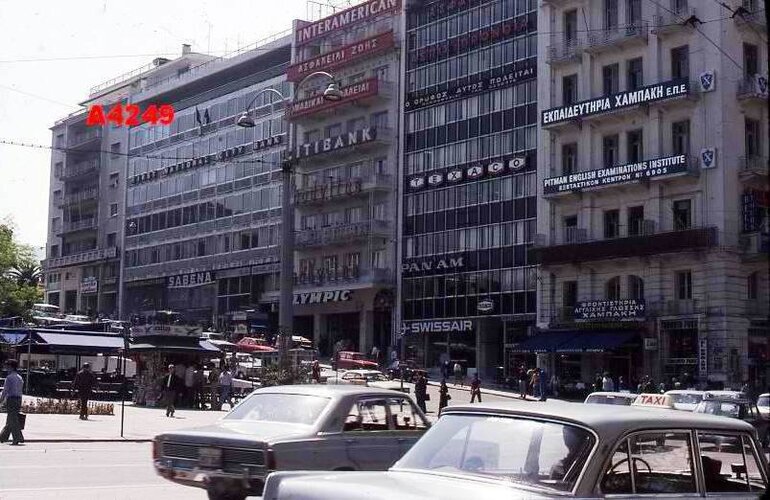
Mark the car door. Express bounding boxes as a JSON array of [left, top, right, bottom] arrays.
[[341, 397, 401, 470], [387, 396, 430, 458]]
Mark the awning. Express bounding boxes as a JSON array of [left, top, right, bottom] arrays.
[[0, 329, 28, 345], [508, 331, 578, 353], [30, 331, 125, 354], [208, 339, 237, 351], [555, 331, 638, 353], [129, 337, 221, 354]]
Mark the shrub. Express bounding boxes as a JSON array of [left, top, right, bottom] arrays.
[[20, 398, 114, 415]]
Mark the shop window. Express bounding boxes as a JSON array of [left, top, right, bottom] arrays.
[[671, 45, 689, 80], [748, 272, 759, 299], [673, 199, 692, 230], [627, 206, 644, 236], [676, 270, 692, 300], [562, 143, 578, 175], [605, 276, 621, 300], [628, 275, 644, 300], [604, 210, 620, 238]]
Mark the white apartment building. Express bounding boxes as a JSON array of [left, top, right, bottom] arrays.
[[531, 0, 768, 388]]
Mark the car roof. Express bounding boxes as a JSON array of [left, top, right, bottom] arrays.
[[665, 390, 705, 395], [700, 397, 753, 404], [759, 393, 770, 397], [586, 392, 637, 398], [443, 400, 756, 433], [251, 384, 406, 397]]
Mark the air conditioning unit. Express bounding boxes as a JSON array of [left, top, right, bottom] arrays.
[[642, 220, 656, 235]]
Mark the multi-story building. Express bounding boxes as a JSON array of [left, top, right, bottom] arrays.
[[283, 0, 404, 357], [530, 0, 768, 388], [43, 48, 212, 316], [121, 34, 293, 328], [399, 0, 539, 379]]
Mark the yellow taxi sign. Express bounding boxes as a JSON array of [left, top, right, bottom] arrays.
[[632, 393, 675, 409]]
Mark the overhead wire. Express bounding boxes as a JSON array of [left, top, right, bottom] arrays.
[[711, 0, 768, 43]]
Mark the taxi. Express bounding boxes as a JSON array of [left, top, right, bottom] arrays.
[[263, 400, 768, 499], [758, 393, 770, 418], [665, 390, 705, 411], [583, 391, 637, 406]]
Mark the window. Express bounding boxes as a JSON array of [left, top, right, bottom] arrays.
[[325, 123, 343, 138], [343, 252, 361, 270], [110, 203, 118, 217], [626, 57, 643, 90], [628, 275, 644, 300], [388, 397, 428, 430], [373, 203, 387, 220], [602, 63, 619, 95], [672, 120, 690, 155], [600, 211, 620, 240], [673, 0, 689, 13], [50, 244, 59, 258], [343, 398, 389, 432], [373, 65, 389, 81], [110, 142, 121, 158], [563, 280, 578, 307], [564, 10, 578, 43], [601, 432, 696, 494], [627, 129, 643, 163], [107, 232, 116, 247], [109, 172, 119, 187], [744, 43, 759, 77], [697, 433, 766, 495], [746, 118, 761, 157], [371, 250, 385, 269], [54, 162, 63, 178], [626, 0, 641, 24], [627, 206, 644, 235], [562, 74, 578, 105], [748, 272, 759, 299], [371, 111, 388, 130], [671, 45, 689, 79], [348, 72, 366, 85], [603, 134, 620, 167], [345, 207, 363, 223], [676, 270, 693, 299], [303, 129, 320, 143], [673, 199, 691, 230], [564, 215, 579, 242], [562, 143, 578, 175], [604, 0, 618, 29], [606, 276, 621, 300]]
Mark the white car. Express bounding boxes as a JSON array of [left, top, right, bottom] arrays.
[[584, 391, 637, 406], [335, 370, 409, 394], [759, 393, 770, 418], [665, 390, 705, 411]]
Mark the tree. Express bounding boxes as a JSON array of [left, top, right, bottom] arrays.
[[0, 221, 43, 320]]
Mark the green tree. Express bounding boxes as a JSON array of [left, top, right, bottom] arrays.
[[0, 222, 43, 320]]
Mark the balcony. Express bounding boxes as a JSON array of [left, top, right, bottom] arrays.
[[59, 218, 97, 235], [586, 21, 649, 53], [736, 75, 768, 103], [42, 246, 118, 270], [734, 8, 767, 33], [295, 220, 391, 249], [294, 174, 393, 206], [651, 299, 705, 316], [60, 159, 100, 181], [739, 232, 770, 261], [546, 38, 583, 66], [532, 226, 718, 265], [58, 187, 99, 207], [739, 156, 769, 182], [651, 8, 697, 36], [294, 266, 392, 288], [67, 129, 101, 150], [746, 299, 770, 318]]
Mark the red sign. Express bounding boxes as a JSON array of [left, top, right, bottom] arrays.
[[295, 0, 401, 46], [288, 31, 395, 82], [288, 78, 379, 118]]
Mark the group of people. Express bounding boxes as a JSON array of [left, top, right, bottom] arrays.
[[516, 364, 550, 401], [159, 362, 234, 417]]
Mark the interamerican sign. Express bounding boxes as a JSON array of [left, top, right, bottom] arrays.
[[543, 154, 689, 194], [287, 31, 395, 82], [541, 79, 690, 126], [574, 299, 646, 322], [288, 79, 379, 118], [294, 0, 401, 46], [291, 127, 377, 160]]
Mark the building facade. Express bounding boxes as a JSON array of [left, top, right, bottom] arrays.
[[282, 0, 404, 358], [399, 0, 539, 379], [121, 35, 292, 330], [530, 0, 768, 388]]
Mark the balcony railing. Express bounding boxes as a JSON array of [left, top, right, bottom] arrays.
[[295, 220, 391, 248], [739, 232, 770, 259], [586, 21, 649, 52], [294, 267, 392, 288], [60, 159, 99, 181], [734, 9, 767, 32], [651, 8, 697, 36], [58, 187, 99, 207], [739, 156, 769, 178], [737, 75, 769, 101], [532, 226, 718, 265], [67, 129, 101, 149], [42, 246, 118, 270], [546, 37, 583, 65], [295, 174, 393, 206], [60, 218, 97, 234]]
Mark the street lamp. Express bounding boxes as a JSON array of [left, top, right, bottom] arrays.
[[236, 71, 340, 375]]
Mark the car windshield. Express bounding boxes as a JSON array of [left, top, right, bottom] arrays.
[[758, 396, 770, 407], [394, 414, 595, 493], [350, 353, 366, 360], [697, 401, 743, 418], [586, 395, 634, 405], [365, 373, 389, 381], [225, 393, 331, 425], [670, 393, 703, 405]]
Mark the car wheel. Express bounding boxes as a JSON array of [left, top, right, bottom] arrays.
[[207, 490, 246, 500]]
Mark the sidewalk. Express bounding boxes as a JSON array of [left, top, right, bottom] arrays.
[[9, 398, 227, 443], [427, 380, 558, 402]]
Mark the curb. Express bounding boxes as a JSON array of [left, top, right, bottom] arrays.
[[427, 381, 522, 400], [22, 438, 152, 443]]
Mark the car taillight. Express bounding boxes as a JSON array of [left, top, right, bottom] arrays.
[[152, 438, 161, 460], [266, 448, 277, 470]]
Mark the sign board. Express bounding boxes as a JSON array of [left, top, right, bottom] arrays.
[[290, 127, 377, 160], [131, 324, 203, 338], [289, 79, 379, 118], [80, 277, 98, 294], [253, 134, 284, 152], [401, 255, 464, 276], [573, 299, 646, 322], [402, 320, 473, 334], [294, 289, 352, 305], [541, 78, 690, 126], [477, 299, 494, 313], [543, 155, 689, 194], [699, 338, 708, 377], [632, 393, 674, 409], [288, 31, 395, 82], [294, 0, 401, 46], [644, 338, 658, 351], [167, 271, 215, 288], [407, 155, 529, 191]]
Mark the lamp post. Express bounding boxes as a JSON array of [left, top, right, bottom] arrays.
[[236, 72, 341, 377]]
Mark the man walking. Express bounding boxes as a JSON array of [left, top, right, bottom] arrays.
[[72, 363, 97, 420], [453, 362, 463, 386], [162, 364, 178, 417], [184, 364, 195, 407], [219, 366, 233, 410], [0, 359, 24, 445], [518, 364, 528, 399], [470, 373, 482, 403], [414, 371, 428, 413]]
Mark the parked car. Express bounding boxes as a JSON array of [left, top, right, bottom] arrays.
[[153, 385, 429, 500], [704, 390, 748, 400], [694, 396, 769, 447], [336, 369, 410, 393], [665, 390, 705, 411], [263, 400, 769, 499], [332, 351, 377, 371], [583, 391, 637, 406], [758, 393, 770, 418]]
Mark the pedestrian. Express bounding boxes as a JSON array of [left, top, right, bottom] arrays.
[[470, 373, 482, 403], [453, 362, 463, 386], [219, 366, 233, 410], [184, 364, 195, 407], [371, 345, 380, 366], [311, 360, 321, 383], [602, 372, 615, 392], [193, 364, 205, 409], [162, 364, 178, 417], [208, 365, 221, 410], [618, 376, 627, 392], [415, 371, 428, 413], [72, 362, 97, 420], [518, 364, 528, 399], [439, 378, 450, 411], [550, 373, 560, 398], [594, 372, 603, 392], [538, 368, 547, 401], [0, 359, 24, 445]]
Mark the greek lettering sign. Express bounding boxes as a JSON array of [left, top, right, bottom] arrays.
[[80, 277, 98, 294], [253, 134, 284, 152], [699, 338, 708, 376], [543, 154, 689, 194], [574, 299, 646, 322], [288, 79, 379, 118], [288, 31, 395, 82], [402, 320, 473, 334], [294, 289, 352, 305], [167, 271, 215, 288], [291, 127, 377, 160], [294, 0, 401, 46], [401, 255, 464, 276], [541, 79, 690, 126]]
